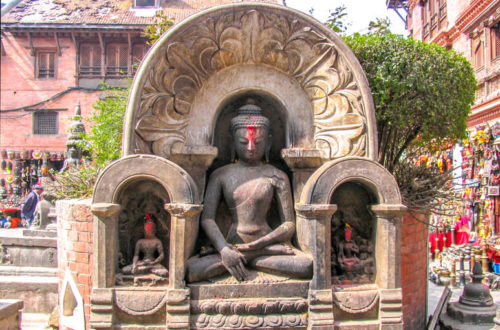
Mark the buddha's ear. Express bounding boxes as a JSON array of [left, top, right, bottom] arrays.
[[265, 134, 272, 163]]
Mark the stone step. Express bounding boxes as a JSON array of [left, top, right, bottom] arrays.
[[21, 313, 51, 329]]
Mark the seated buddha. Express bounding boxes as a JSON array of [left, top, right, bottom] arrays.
[[122, 214, 168, 278], [186, 101, 312, 282]]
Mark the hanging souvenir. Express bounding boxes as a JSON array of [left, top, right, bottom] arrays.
[[6, 176, 14, 184], [32, 151, 42, 160]]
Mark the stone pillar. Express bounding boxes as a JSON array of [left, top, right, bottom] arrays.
[[370, 204, 406, 330], [295, 203, 337, 330], [90, 203, 121, 288], [164, 202, 202, 330], [282, 148, 323, 204], [89, 202, 120, 329], [168, 146, 217, 202]]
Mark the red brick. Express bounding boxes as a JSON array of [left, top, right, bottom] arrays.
[[72, 242, 89, 253], [74, 252, 89, 264], [77, 273, 91, 285], [78, 232, 91, 242]]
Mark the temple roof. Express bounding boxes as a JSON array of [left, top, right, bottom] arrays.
[[1, 0, 280, 26]]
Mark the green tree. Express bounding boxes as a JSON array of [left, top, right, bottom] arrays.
[[143, 10, 175, 45], [368, 17, 391, 36], [80, 84, 128, 168], [325, 5, 350, 35], [344, 33, 476, 172]]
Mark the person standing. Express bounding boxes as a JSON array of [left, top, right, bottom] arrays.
[[21, 184, 43, 228]]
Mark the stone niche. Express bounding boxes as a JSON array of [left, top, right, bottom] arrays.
[[90, 3, 406, 329]]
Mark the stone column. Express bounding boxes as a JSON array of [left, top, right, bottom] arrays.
[[295, 203, 337, 330], [370, 204, 406, 330], [164, 202, 203, 330], [282, 148, 324, 204], [168, 146, 217, 202], [89, 203, 120, 329]]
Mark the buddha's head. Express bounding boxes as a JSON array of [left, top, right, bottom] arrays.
[[144, 214, 156, 238], [230, 100, 270, 164]]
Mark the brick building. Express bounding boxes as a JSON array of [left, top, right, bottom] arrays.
[[395, 0, 500, 127], [0, 0, 278, 201]]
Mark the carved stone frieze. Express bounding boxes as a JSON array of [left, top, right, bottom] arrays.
[[192, 313, 307, 329], [114, 290, 167, 316], [333, 290, 379, 314], [191, 298, 308, 315], [134, 8, 367, 159]]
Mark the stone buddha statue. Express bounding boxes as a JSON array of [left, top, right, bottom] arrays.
[[122, 214, 168, 278], [186, 101, 312, 282]]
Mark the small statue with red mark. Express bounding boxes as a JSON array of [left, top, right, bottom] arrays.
[[122, 213, 168, 278]]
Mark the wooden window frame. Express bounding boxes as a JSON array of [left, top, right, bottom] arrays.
[[472, 34, 484, 70], [79, 43, 102, 77], [106, 43, 128, 76], [491, 24, 500, 61], [35, 49, 56, 80]]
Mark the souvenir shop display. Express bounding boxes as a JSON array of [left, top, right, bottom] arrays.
[[425, 122, 500, 287]]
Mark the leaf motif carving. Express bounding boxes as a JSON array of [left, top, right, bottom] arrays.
[[134, 8, 368, 159]]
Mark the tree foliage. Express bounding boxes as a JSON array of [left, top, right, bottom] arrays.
[[368, 17, 391, 36], [325, 5, 350, 35], [80, 84, 129, 168], [143, 10, 175, 45], [344, 33, 476, 172]]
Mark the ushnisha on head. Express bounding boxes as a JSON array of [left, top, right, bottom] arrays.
[[230, 100, 271, 163]]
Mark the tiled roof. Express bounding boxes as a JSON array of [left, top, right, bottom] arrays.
[[2, 0, 280, 26]]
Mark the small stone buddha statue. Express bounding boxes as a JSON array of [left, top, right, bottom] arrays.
[[186, 101, 312, 282], [122, 214, 168, 278]]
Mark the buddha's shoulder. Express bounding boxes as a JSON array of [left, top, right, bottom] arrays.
[[209, 164, 237, 178], [263, 164, 287, 177]]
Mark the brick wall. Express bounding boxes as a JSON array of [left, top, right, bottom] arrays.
[[401, 211, 428, 330], [1, 33, 100, 153], [56, 199, 93, 328]]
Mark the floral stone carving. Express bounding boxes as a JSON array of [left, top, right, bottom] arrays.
[[135, 8, 367, 159]]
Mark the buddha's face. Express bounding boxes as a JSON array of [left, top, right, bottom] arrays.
[[233, 126, 268, 164]]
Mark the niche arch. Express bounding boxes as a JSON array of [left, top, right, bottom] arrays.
[[123, 3, 377, 162], [91, 155, 200, 289], [297, 157, 405, 291]]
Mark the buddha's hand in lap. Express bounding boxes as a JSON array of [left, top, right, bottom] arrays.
[[236, 243, 294, 255], [220, 246, 248, 281]]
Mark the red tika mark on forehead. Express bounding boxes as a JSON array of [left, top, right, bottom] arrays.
[[145, 222, 154, 235], [247, 126, 257, 144]]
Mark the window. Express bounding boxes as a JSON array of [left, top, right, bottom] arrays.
[[36, 51, 55, 79], [134, 0, 156, 8], [132, 44, 147, 73], [106, 44, 128, 76], [472, 35, 484, 69], [492, 24, 500, 60], [33, 111, 58, 135], [80, 43, 101, 76]]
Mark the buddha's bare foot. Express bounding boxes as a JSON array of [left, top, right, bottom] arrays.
[[263, 244, 294, 255]]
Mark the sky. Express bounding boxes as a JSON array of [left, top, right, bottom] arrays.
[[285, 0, 408, 36]]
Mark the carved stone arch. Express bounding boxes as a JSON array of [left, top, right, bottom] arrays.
[[93, 154, 199, 205], [124, 3, 377, 161], [300, 157, 402, 205]]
